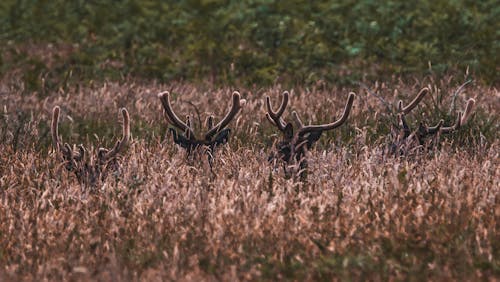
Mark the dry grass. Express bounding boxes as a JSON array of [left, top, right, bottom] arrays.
[[0, 76, 499, 281]]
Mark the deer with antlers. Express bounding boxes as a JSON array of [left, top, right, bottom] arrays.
[[266, 91, 356, 179], [389, 87, 475, 155], [51, 106, 130, 186], [158, 91, 245, 166]]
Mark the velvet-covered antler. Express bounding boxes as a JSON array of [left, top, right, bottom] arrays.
[[389, 87, 475, 155], [51, 106, 130, 186], [158, 91, 245, 165], [266, 91, 356, 179]]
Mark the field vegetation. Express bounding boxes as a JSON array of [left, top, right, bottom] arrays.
[[0, 75, 499, 280], [1, 1, 499, 280]]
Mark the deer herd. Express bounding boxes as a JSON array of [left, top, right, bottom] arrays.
[[51, 88, 475, 185]]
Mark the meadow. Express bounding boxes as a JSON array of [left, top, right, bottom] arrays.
[[1, 1, 499, 280], [0, 74, 498, 280]]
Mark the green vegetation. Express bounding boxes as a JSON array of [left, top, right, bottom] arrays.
[[1, 1, 499, 86]]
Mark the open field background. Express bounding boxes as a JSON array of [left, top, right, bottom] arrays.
[[1, 1, 499, 281], [1, 1, 499, 86], [0, 75, 499, 280]]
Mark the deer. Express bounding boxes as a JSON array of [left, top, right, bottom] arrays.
[[51, 106, 130, 187], [158, 91, 245, 166], [266, 91, 356, 179], [389, 87, 475, 155]]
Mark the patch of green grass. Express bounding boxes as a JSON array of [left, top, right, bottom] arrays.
[[1, 1, 498, 87]]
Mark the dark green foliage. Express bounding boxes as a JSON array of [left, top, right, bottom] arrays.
[[1, 0, 499, 86]]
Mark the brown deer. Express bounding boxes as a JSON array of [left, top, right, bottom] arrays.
[[266, 91, 356, 179], [51, 106, 130, 186], [158, 91, 245, 166], [389, 87, 475, 155]]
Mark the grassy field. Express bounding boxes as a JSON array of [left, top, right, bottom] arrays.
[[2, 1, 499, 85], [0, 75, 499, 280]]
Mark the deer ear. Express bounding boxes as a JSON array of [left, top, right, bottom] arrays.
[[98, 148, 109, 162], [213, 128, 231, 145], [417, 122, 427, 135], [170, 128, 191, 149], [284, 123, 294, 139], [306, 131, 322, 148]]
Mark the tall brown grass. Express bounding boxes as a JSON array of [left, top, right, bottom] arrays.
[[0, 77, 498, 280]]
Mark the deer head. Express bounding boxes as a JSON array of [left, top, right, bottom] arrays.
[[51, 106, 130, 187], [266, 91, 356, 179], [158, 91, 245, 165], [390, 87, 475, 154]]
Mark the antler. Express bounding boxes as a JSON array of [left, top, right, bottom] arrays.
[[265, 91, 356, 180], [51, 106, 130, 186], [398, 88, 429, 114], [420, 120, 444, 136], [51, 106, 76, 158], [51, 106, 62, 151], [440, 98, 475, 134], [389, 88, 476, 155], [158, 91, 196, 139], [205, 91, 246, 140], [265, 91, 289, 131], [102, 108, 130, 160], [158, 90, 245, 166], [293, 92, 356, 135]]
